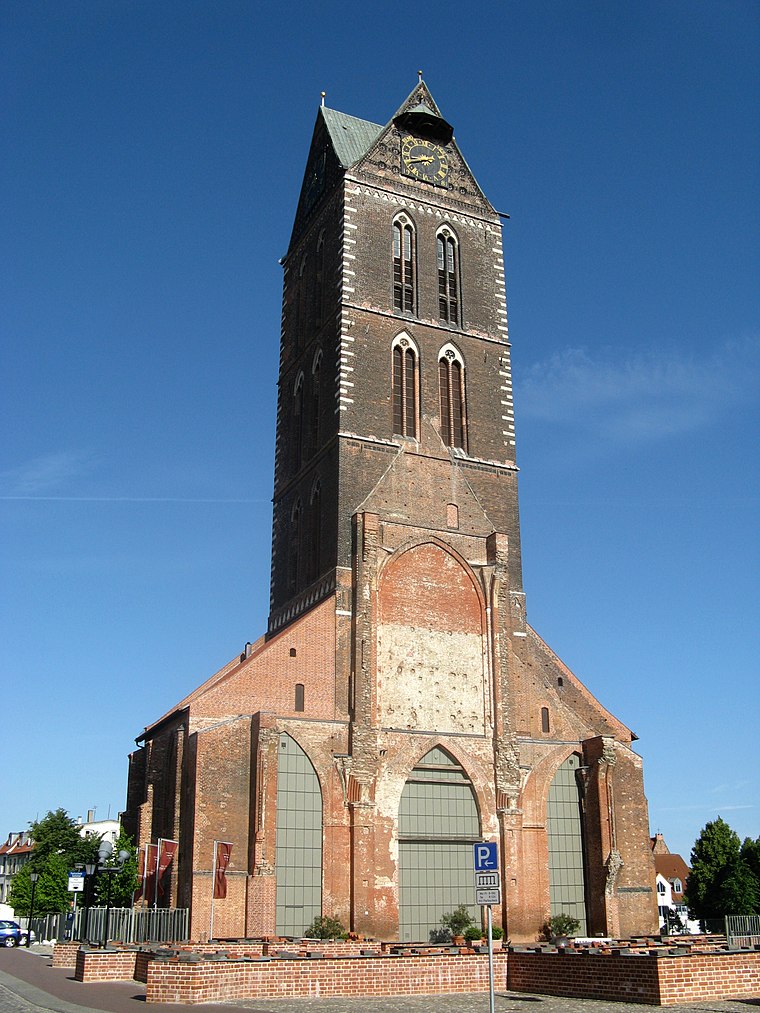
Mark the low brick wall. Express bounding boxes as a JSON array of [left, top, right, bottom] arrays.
[[52, 942, 80, 968], [508, 949, 660, 1005], [134, 951, 152, 983], [75, 948, 142, 982], [64, 938, 760, 1006], [507, 947, 760, 1007], [145, 951, 508, 1005], [656, 950, 760, 1006]]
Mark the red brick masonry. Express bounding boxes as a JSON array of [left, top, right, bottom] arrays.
[[507, 947, 760, 1007], [58, 941, 760, 1007], [145, 951, 506, 1004]]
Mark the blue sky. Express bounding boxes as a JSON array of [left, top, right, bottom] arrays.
[[2, 1, 758, 864]]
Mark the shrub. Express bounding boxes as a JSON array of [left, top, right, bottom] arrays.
[[463, 925, 483, 942], [440, 903, 475, 937], [544, 912, 580, 939], [304, 915, 345, 939], [491, 925, 504, 940]]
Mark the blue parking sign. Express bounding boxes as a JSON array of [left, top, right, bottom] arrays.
[[473, 841, 498, 871]]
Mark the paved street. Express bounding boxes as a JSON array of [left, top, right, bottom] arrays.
[[0, 946, 757, 1013]]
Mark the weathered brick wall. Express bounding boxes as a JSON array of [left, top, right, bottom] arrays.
[[69, 943, 760, 1005], [52, 941, 80, 967], [507, 948, 760, 1007], [75, 948, 141, 982], [508, 949, 660, 1005], [145, 951, 508, 1004], [656, 951, 760, 1006]]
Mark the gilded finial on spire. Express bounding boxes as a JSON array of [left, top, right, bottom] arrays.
[[418, 69, 423, 82], [321, 91, 326, 107]]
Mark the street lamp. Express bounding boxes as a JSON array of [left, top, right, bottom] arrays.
[[26, 873, 39, 947], [81, 862, 97, 944], [97, 841, 130, 949]]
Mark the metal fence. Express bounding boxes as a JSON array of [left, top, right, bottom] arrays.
[[23, 907, 189, 945], [725, 914, 760, 948]]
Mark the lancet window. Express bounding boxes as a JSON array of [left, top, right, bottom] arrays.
[[438, 344, 467, 450], [393, 215, 417, 316], [392, 334, 419, 439]]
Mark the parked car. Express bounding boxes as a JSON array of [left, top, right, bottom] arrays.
[[0, 920, 22, 947], [19, 926, 37, 945]]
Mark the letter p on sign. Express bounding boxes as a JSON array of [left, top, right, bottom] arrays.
[[474, 841, 498, 871]]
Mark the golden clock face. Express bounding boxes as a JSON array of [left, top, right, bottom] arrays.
[[401, 136, 449, 186]]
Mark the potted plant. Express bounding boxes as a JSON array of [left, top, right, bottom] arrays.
[[544, 912, 580, 946], [439, 904, 475, 945], [304, 915, 346, 940]]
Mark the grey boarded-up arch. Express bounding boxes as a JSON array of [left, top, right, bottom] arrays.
[[275, 732, 323, 935], [547, 753, 588, 934], [398, 745, 481, 942]]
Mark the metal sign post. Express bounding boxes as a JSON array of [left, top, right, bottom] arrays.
[[474, 843, 501, 1013]]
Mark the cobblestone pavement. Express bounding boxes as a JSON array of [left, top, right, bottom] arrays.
[[225, 995, 759, 1013]]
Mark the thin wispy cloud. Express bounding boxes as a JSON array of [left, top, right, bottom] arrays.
[[656, 804, 755, 814], [517, 333, 760, 444], [708, 781, 752, 795], [1, 450, 95, 496], [1, 452, 269, 503]]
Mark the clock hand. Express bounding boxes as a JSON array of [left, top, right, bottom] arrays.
[[408, 155, 434, 164]]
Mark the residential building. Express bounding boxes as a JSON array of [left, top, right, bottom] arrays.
[[0, 833, 33, 904]]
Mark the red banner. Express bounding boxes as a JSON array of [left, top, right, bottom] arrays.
[[144, 844, 158, 907], [157, 840, 178, 898], [214, 842, 232, 899]]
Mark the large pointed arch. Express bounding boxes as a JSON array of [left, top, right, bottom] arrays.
[[398, 745, 481, 941], [546, 752, 588, 934], [377, 539, 488, 734], [275, 732, 323, 935]]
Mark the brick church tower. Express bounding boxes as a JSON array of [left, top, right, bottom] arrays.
[[123, 82, 658, 943]]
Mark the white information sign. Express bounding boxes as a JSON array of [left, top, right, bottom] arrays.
[[475, 871, 500, 890], [68, 871, 85, 893], [476, 887, 501, 906]]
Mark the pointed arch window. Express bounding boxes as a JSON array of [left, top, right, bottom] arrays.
[[275, 733, 322, 935], [310, 349, 322, 457], [437, 228, 459, 325], [306, 478, 321, 584], [287, 498, 302, 593], [296, 254, 308, 348], [393, 215, 416, 316], [438, 344, 467, 450], [547, 754, 588, 934], [398, 746, 481, 941], [392, 335, 418, 439], [315, 229, 326, 329], [293, 372, 305, 471]]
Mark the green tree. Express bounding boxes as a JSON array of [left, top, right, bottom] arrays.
[[304, 915, 345, 939], [686, 817, 759, 927], [8, 809, 99, 915], [741, 836, 760, 884]]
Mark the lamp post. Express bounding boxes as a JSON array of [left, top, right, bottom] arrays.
[[26, 872, 39, 947], [82, 862, 97, 944], [97, 841, 130, 949]]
